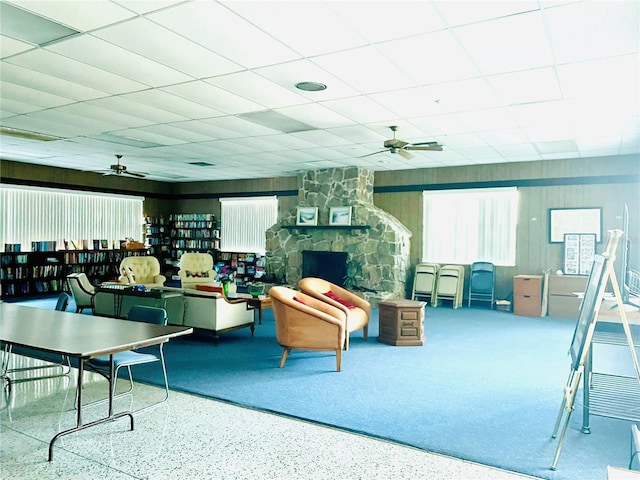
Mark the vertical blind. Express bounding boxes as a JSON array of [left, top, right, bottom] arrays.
[[220, 196, 278, 254], [422, 187, 518, 266], [0, 185, 144, 251]]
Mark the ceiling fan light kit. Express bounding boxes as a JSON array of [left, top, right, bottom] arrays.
[[360, 126, 443, 160], [98, 155, 147, 178]]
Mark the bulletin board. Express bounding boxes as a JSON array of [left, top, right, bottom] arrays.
[[549, 207, 602, 243]]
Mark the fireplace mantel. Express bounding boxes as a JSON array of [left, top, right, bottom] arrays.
[[282, 225, 371, 231]]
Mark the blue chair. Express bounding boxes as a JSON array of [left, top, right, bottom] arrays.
[[87, 306, 169, 412], [468, 262, 495, 309]]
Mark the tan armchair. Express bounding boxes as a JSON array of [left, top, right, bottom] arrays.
[[269, 286, 346, 372], [66, 272, 96, 312], [178, 252, 216, 287], [118, 256, 166, 288], [298, 277, 370, 350]]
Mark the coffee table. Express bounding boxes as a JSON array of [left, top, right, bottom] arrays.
[[231, 294, 272, 325]]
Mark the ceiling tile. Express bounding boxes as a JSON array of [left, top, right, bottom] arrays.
[[255, 59, 360, 102], [312, 46, 416, 95], [434, 0, 540, 26], [223, 1, 367, 57], [120, 90, 224, 120], [0, 35, 34, 58], [0, 62, 109, 101], [7, 0, 136, 31], [376, 30, 481, 85], [487, 67, 562, 105], [276, 103, 352, 129], [149, 1, 299, 68], [162, 81, 264, 115], [454, 11, 553, 75], [89, 95, 191, 124], [205, 71, 309, 109], [46, 35, 191, 87], [545, 1, 639, 64], [329, 1, 445, 43], [5, 49, 148, 93], [94, 18, 242, 79], [1, 81, 75, 109], [320, 96, 397, 124]]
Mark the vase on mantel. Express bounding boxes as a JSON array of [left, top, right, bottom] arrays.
[[222, 282, 229, 297]]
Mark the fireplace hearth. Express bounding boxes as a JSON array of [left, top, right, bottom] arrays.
[[302, 251, 348, 287]]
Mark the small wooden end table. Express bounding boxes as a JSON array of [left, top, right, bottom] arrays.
[[377, 299, 426, 346]]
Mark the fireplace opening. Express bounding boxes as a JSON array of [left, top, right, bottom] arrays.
[[301, 251, 348, 287]]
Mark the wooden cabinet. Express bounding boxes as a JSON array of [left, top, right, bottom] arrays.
[[548, 274, 588, 318], [513, 275, 544, 317], [377, 299, 425, 346]]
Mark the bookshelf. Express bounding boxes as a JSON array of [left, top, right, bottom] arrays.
[[170, 213, 219, 256], [145, 215, 172, 276], [0, 248, 147, 299]]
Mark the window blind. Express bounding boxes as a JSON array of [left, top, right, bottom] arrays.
[[220, 196, 277, 254], [422, 187, 518, 266], [0, 185, 144, 251]]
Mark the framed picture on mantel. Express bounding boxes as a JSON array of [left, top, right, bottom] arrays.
[[296, 207, 318, 226], [329, 206, 352, 226]]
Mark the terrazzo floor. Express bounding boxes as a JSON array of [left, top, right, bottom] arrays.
[[1, 356, 540, 480]]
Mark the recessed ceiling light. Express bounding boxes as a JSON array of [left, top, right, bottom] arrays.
[[295, 81, 327, 92]]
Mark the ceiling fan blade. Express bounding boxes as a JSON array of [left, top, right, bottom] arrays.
[[397, 149, 414, 160], [359, 149, 388, 158], [123, 171, 147, 178], [410, 141, 440, 146], [406, 145, 443, 152]]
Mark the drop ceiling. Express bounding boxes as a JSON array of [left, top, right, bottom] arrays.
[[0, 0, 638, 183]]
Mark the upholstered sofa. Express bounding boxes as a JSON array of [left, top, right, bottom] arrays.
[[163, 284, 255, 342], [269, 286, 346, 372], [298, 277, 370, 350], [178, 252, 216, 287], [94, 283, 255, 344], [118, 256, 166, 288]]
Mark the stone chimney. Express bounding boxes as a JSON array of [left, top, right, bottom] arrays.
[[265, 167, 411, 302]]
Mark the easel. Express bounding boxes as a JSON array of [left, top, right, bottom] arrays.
[[550, 229, 640, 470]]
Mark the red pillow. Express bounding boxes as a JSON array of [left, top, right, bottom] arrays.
[[323, 290, 356, 309], [293, 296, 305, 305]]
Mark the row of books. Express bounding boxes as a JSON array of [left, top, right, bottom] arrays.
[[171, 221, 216, 229], [169, 213, 214, 221], [4, 243, 21, 252], [63, 251, 129, 264], [170, 229, 218, 239], [1, 265, 64, 280], [2, 279, 65, 296], [1, 254, 29, 265], [171, 239, 218, 249], [31, 241, 57, 252]]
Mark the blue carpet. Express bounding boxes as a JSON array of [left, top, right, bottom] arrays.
[[12, 297, 638, 480]]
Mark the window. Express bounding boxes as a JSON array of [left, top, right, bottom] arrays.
[[220, 196, 278, 254], [422, 187, 518, 266], [0, 185, 143, 251]]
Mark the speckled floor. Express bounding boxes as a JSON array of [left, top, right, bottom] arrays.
[[1, 356, 540, 480]]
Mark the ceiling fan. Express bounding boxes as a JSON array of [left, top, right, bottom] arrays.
[[97, 155, 147, 178], [361, 126, 443, 160]]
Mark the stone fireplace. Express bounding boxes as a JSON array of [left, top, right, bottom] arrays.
[[265, 167, 411, 302]]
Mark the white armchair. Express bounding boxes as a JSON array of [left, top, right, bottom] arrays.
[[178, 252, 216, 287], [118, 256, 166, 288]]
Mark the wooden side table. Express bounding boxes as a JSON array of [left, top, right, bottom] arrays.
[[377, 299, 426, 346]]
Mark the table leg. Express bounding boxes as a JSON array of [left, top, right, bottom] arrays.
[[48, 356, 134, 461]]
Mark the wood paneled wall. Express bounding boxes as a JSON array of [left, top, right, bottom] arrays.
[[3, 155, 638, 301]]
